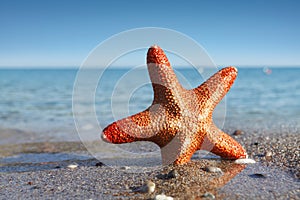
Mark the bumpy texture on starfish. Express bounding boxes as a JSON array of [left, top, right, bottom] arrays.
[[102, 45, 247, 165]]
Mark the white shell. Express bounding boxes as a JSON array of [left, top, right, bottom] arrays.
[[234, 158, 256, 164], [134, 180, 155, 193], [155, 194, 174, 200], [205, 166, 223, 174], [147, 181, 156, 193], [67, 164, 78, 169]]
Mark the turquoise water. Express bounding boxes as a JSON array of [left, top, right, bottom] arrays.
[[0, 67, 299, 142]]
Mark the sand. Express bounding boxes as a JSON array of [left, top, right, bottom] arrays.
[[0, 129, 299, 199]]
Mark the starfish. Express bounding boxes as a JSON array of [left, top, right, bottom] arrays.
[[102, 45, 247, 165]]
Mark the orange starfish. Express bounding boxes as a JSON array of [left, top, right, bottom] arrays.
[[102, 45, 247, 165]]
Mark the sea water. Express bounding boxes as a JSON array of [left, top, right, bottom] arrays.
[[0, 67, 299, 143]]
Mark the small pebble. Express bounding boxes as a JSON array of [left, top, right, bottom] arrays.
[[234, 158, 256, 164], [249, 173, 267, 178], [120, 166, 130, 170], [155, 194, 174, 200], [265, 151, 272, 157], [132, 180, 155, 193], [201, 192, 215, 199], [265, 151, 272, 161], [204, 166, 223, 174], [166, 169, 179, 179], [30, 186, 40, 190], [67, 164, 78, 169], [233, 130, 243, 136], [95, 162, 105, 167], [157, 169, 179, 180], [146, 181, 155, 193]]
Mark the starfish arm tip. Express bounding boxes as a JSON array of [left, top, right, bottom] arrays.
[[227, 66, 237, 71], [221, 66, 238, 77], [147, 45, 170, 66], [102, 121, 136, 144], [150, 44, 159, 49]]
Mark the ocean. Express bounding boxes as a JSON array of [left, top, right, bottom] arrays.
[[0, 67, 300, 144]]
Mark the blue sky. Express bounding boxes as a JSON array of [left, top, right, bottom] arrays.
[[0, 0, 299, 67]]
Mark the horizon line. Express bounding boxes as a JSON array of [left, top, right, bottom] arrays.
[[0, 65, 300, 69]]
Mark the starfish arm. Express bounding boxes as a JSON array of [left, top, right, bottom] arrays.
[[173, 145, 198, 165], [192, 66, 237, 112], [206, 124, 247, 159], [147, 45, 183, 104], [160, 133, 199, 165], [102, 109, 155, 143], [102, 105, 172, 145], [166, 146, 197, 165]]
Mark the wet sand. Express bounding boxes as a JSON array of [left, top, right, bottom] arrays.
[[0, 129, 299, 199]]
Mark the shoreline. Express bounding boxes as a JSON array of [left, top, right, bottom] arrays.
[[0, 130, 299, 199]]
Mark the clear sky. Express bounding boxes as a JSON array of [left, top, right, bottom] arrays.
[[0, 0, 299, 67]]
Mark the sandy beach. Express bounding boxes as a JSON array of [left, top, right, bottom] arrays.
[[1, 0, 300, 199], [0, 127, 299, 200]]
